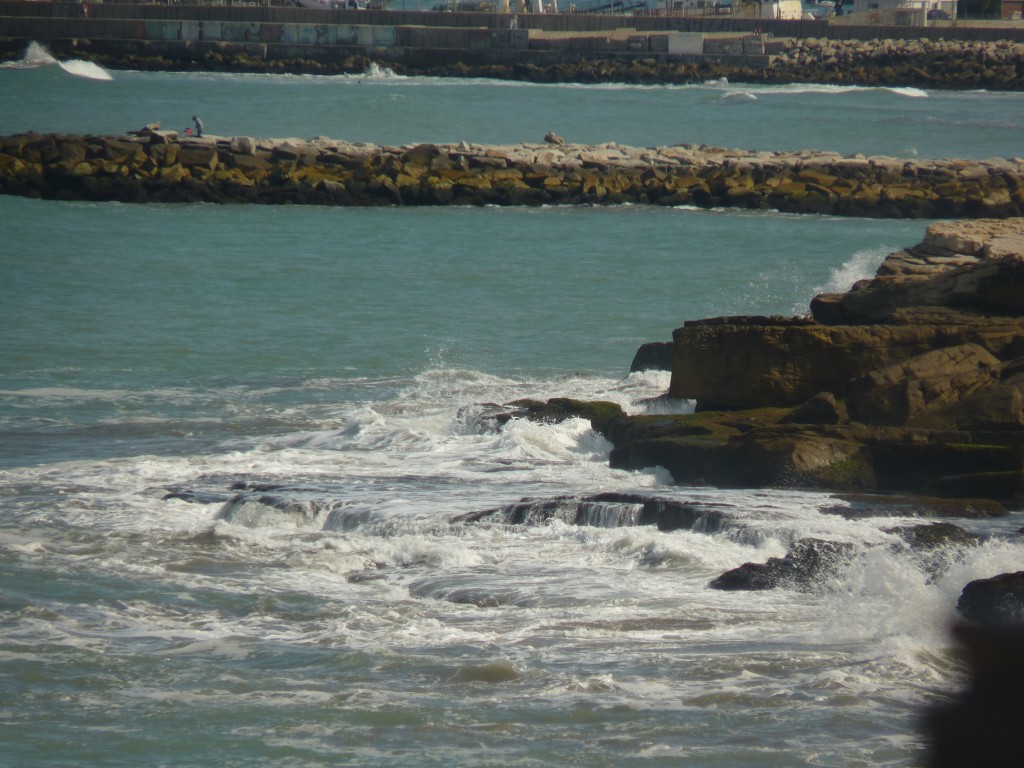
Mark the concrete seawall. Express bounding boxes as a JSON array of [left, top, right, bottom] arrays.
[[4, 1, 1024, 88], [4, 131, 1024, 218]]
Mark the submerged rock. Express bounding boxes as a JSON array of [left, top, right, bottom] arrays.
[[454, 492, 734, 533], [709, 522, 979, 592], [708, 538, 855, 591]]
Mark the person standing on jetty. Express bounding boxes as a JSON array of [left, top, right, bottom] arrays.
[[192, 116, 203, 137]]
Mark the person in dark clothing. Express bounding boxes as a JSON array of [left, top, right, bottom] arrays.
[[192, 116, 203, 137]]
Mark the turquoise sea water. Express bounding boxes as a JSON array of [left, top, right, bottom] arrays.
[[2, 46, 1024, 768]]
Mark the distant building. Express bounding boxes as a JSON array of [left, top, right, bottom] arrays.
[[663, 0, 734, 13], [753, 0, 803, 18], [849, 0, 956, 19]]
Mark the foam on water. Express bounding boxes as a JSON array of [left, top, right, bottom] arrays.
[[57, 59, 113, 81], [699, 77, 929, 99]]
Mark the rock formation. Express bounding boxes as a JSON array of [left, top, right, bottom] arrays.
[[957, 571, 1024, 624], [925, 623, 1024, 768], [598, 219, 1024, 503], [3, 132, 1024, 218]]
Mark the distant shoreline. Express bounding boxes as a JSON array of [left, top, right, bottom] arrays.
[[18, 37, 1024, 92], [4, 0, 1024, 90]]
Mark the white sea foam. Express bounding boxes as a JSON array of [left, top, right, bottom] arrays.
[[1, 41, 112, 80], [361, 61, 401, 80], [1, 40, 57, 67], [58, 59, 113, 81], [817, 244, 895, 294]]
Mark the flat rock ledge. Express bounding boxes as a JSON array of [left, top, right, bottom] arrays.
[[4, 131, 1024, 218], [517, 218, 1024, 504]]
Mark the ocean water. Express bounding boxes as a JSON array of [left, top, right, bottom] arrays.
[[2, 44, 1024, 767]]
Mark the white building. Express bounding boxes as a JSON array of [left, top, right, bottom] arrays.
[[850, 0, 956, 18]]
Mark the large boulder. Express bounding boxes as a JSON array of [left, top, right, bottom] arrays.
[[629, 341, 672, 372], [957, 571, 1024, 624]]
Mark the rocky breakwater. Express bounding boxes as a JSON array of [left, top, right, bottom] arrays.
[[609, 217, 1024, 504], [443, 36, 1024, 91], [4, 130, 1024, 218], [767, 36, 1024, 90]]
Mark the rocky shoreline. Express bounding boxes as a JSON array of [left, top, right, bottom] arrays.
[[479, 216, 1024, 625], [4, 131, 1024, 218], [561, 218, 1024, 505]]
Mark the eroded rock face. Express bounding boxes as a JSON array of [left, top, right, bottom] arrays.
[[668, 317, 996, 409], [845, 344, 1002, 426]]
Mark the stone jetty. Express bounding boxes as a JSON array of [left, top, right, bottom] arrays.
[[4, 131, 1024, 218]]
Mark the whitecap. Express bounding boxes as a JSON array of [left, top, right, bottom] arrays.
[[0, 41, 112, 80], [816, 244, 895, 294], [58, 59, 113, 81], [0, 40, 57, 68]]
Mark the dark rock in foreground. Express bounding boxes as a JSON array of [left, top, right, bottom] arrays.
[[925, 623, 1024, 768], [957, 571, 1024, 624]]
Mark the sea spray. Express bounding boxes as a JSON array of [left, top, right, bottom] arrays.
[[1, 40, 112, 80]]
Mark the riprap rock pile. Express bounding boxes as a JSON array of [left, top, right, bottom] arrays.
[[3, 131, 1024, 218]]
